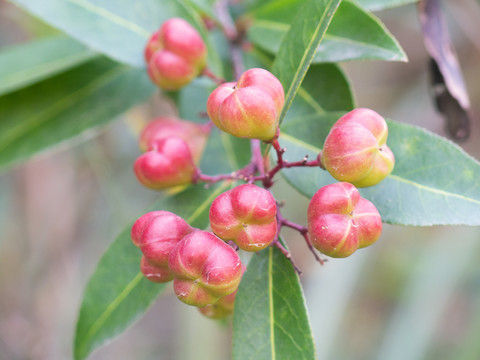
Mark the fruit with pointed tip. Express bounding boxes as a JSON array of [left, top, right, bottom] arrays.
[[209, 184, 277, 251], [168, 230, 243, 307], [322, 108, 395, 187], [134, 136, 196, 189], [145, 18, 207, 90], [207, 68, 284, 140], [307, 182, 382, 258]]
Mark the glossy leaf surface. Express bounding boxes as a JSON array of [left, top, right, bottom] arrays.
[[355, 0, 418, 11], [10, 0, 222, 73], [233, 246, 316, 360], [0, 58, 155, 171], [249, 0, 406, 64], [0, 35, 96, 96], [279, 114, 480, 225], [74, 182, 233, 360], [272, 0, 342, 126]]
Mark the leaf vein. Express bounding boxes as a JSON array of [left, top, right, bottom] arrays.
[[76, 271, 144, 356], [67, 0, 150, 37]]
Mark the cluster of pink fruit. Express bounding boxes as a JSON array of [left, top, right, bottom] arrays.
[[131, 18, 395, 318], [132, 183, 276, 318]]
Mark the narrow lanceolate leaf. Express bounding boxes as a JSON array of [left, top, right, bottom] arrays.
[[354, 0, 418, 11], [0, 35, 96, 96], [233, 246, 316, 360], [272, 0, 342, 126], [74, 182, 233, 360], [0, 58, 155, 171], [249, 0, 406, 66], [278, 114, 480, 226], [9, 0, 222, 73]]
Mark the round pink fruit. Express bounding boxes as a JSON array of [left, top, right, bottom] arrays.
[[145, 18, 207, 90], [322, 108, 395, 187], [307, 182, 382, 258], [209, 184, 277, 251], [168, 230, 243, 307], [207, 68, 284, 141], [138, 116, 210, 164], [134, 136, 196, 190]]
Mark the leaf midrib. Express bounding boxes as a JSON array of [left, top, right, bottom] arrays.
[[268, 247, 275, 360], [0, 65, 127, 152], [281, 0, 334, 112], [252, 20, 399, 57], [76, 182, 232, 359], [0, 50, 96, 90], [67, 0, 150, 37], [75, 272, 144, 358]]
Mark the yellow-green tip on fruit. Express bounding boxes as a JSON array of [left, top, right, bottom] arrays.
[[322, 108, 395, 187]]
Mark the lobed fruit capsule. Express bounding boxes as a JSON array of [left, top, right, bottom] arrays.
[[133, 136, 196, 190], [198, 264, 246, 319], [145, 18, 207, 90], [140, 255, 173, 283], [138, 116, 210, 164], [168, 230, 243, 307], [307, 182, 382, 258], [322, 108, 395, 187], [131, 211, 193, 282], [207, 68, 284, 141], [209, 184, 277, 251], [198, 286, 237, 319]]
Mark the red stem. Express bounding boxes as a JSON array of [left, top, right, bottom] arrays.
[[272, 239, 302, 275], [276, 208, 325, 266], [202, 68, 226, 85]]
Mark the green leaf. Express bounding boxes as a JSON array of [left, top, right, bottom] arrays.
[[0, 35, 96, 96], [286, 63, 355, 119], [278, 114, 480, 226], [74, 182, 233, 360], [183, 0, 218, 22], [354, 0, 418, 11], [0, 58, 155, 171], [272, 0, 342, 126], [10, 0, 223, 73], [233, 246, 316, 360], [249, 0, 407, 65]]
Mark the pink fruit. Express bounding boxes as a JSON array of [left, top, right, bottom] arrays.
[[198, 287, 237, 319], [138, 116, 210, 164], [131, 210, 193, 265], [209, 184, 277, 251], [307, 182, 383, 258], [133, 136, 196, 189], [168, 230, 243, 307], [207, 68, 284, 141], [198, 264, 246, 319], [322, 108, 395, 187], [140, 255, 173, 283], [145, 18, 207, 90]]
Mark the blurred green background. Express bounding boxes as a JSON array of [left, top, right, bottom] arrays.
[[1, 0, 480, 359]]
